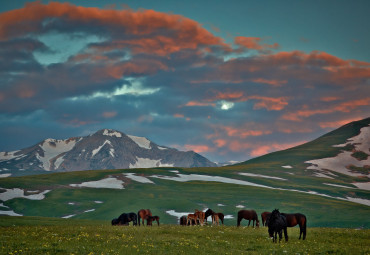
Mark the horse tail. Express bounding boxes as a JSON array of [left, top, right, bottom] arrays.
[[137, 211, 141, 226], [237, 214, 242, 227], [302, 215, 307, 240]]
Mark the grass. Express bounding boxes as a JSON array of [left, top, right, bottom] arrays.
[[0, 219, 369, 255]]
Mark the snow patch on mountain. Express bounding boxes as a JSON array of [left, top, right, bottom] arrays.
[[129, 157, 174, 168], [70, 177, 124, 189], [128, 135, 151, 149], [123, 173, 154, 183], [306, 125, 370, 178], [103, 129, 122, 138], [0, 188, 50, 201], [0, 151, 21, 162], [92, 140, 112, 157], [239, 172, 287, 181], [38, 138, 77, 170]]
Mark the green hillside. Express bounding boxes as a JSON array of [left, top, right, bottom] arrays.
[[0, 118, 369, 228]]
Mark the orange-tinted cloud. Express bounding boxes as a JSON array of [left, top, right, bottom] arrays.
[[252, 78, 287, 86], [282, 98, 370, 121], [319, 117, 364, 128], [0, 1, 230, 56], [102, 111, 117, 118], [184, 144, 214, 153], [249, 96, 289, 111], [234, 37, 279, 51], [249, 141, 306, 157]]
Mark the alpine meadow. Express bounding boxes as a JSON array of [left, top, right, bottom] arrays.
[[1, 1, 370, 254]]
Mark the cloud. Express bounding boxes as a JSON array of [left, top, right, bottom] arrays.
[[0, 2, 369, 163], [234, 36, 279, 52]]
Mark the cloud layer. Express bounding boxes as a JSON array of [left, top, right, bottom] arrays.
[[0, 2, 369, 162]]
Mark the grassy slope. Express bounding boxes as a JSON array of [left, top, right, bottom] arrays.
[[0, 217, 369, 255], [1, 118, 369, 229], [1, 168, 369, 228]]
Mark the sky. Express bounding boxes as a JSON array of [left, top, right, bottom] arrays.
[[0, 0, 369, 163]]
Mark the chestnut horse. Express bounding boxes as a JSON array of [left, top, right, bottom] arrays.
[[261, 211, 271, 227], [237, 209, 260, 227], [195, 209, 205, 226], [137, 209, 152, 226], [187, 213, 198, 226], [205, 209, 224, 225], [281, 213, 307, 240], [147, 216, 160, 226], [212, 213, 220, 225]]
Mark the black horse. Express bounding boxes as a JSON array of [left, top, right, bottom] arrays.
[[267, 209, 288, 243], [112, 212, 137, 226], [205, 209, 224, 225]]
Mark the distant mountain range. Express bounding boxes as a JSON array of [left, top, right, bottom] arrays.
[[0, 129, 217, 176]]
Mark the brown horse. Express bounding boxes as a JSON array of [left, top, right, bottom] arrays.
[[212, 213, 220, 225], [187, 213, 198, 225], [281, 213, 307, 240], [205, 209, 224, 225], [147, 215, 160, 226], [137, 209, 152, 226], [194, 209, 205, 226], [237, 209, 260, 227], [261, 211, 271, 227]]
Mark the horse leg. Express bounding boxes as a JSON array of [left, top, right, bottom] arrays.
[[248, 220, 251, 227], [278, 230, 282, 243], [237, 216, 241, 227], [284, 227, 288, 242]]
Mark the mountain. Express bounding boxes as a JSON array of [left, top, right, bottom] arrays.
[[234, 117, 370, 193], [0, 129, 217, 177]]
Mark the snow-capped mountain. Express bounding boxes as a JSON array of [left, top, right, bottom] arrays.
[[0, 129, 217, 176]]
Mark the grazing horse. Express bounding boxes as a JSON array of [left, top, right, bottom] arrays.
[[268, 209, 288, 243], [205, 209, 225, 225], [237, 210, 260, 228], [261, 212, 271, 227], [281, 213, 307, 240], [195, 210, 205, 226], [127, 212, 138, 226], [137, 209, 152, 226], [147, 216, 160, 226], [187, 213, 198, 226], [180, 216, 187, 226], [111, 218, 120, 225]]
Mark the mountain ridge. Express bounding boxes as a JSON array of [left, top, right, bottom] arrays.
[[0, 129, 217, 176]]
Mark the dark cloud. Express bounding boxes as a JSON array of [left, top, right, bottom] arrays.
[[0, 2, 369, 162]]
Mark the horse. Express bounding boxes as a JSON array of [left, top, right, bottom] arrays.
[[237, 209, 260, 228], [187, 213, 198, 226], [111, 218, 120, 225], [281, 213, 307, 240], [212, 213, 220, 225], [180, 215, 187, 226], [127, 212, 138, 226], [261, 211, 271, 227], [147, 216, 160, 226], [137, 209, 152, 226], [205, 209, 225, 225], [194, 209, 205, 226], [268, 209, 288, 243]]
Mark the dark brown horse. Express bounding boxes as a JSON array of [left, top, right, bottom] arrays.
[[237, 209, 260, 227], [281, 213, 307, 240], [205, 209, 224, 225], [147, 215, 160, 226], [137, 209, 152, 226], [261, 211, 271, 227]]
